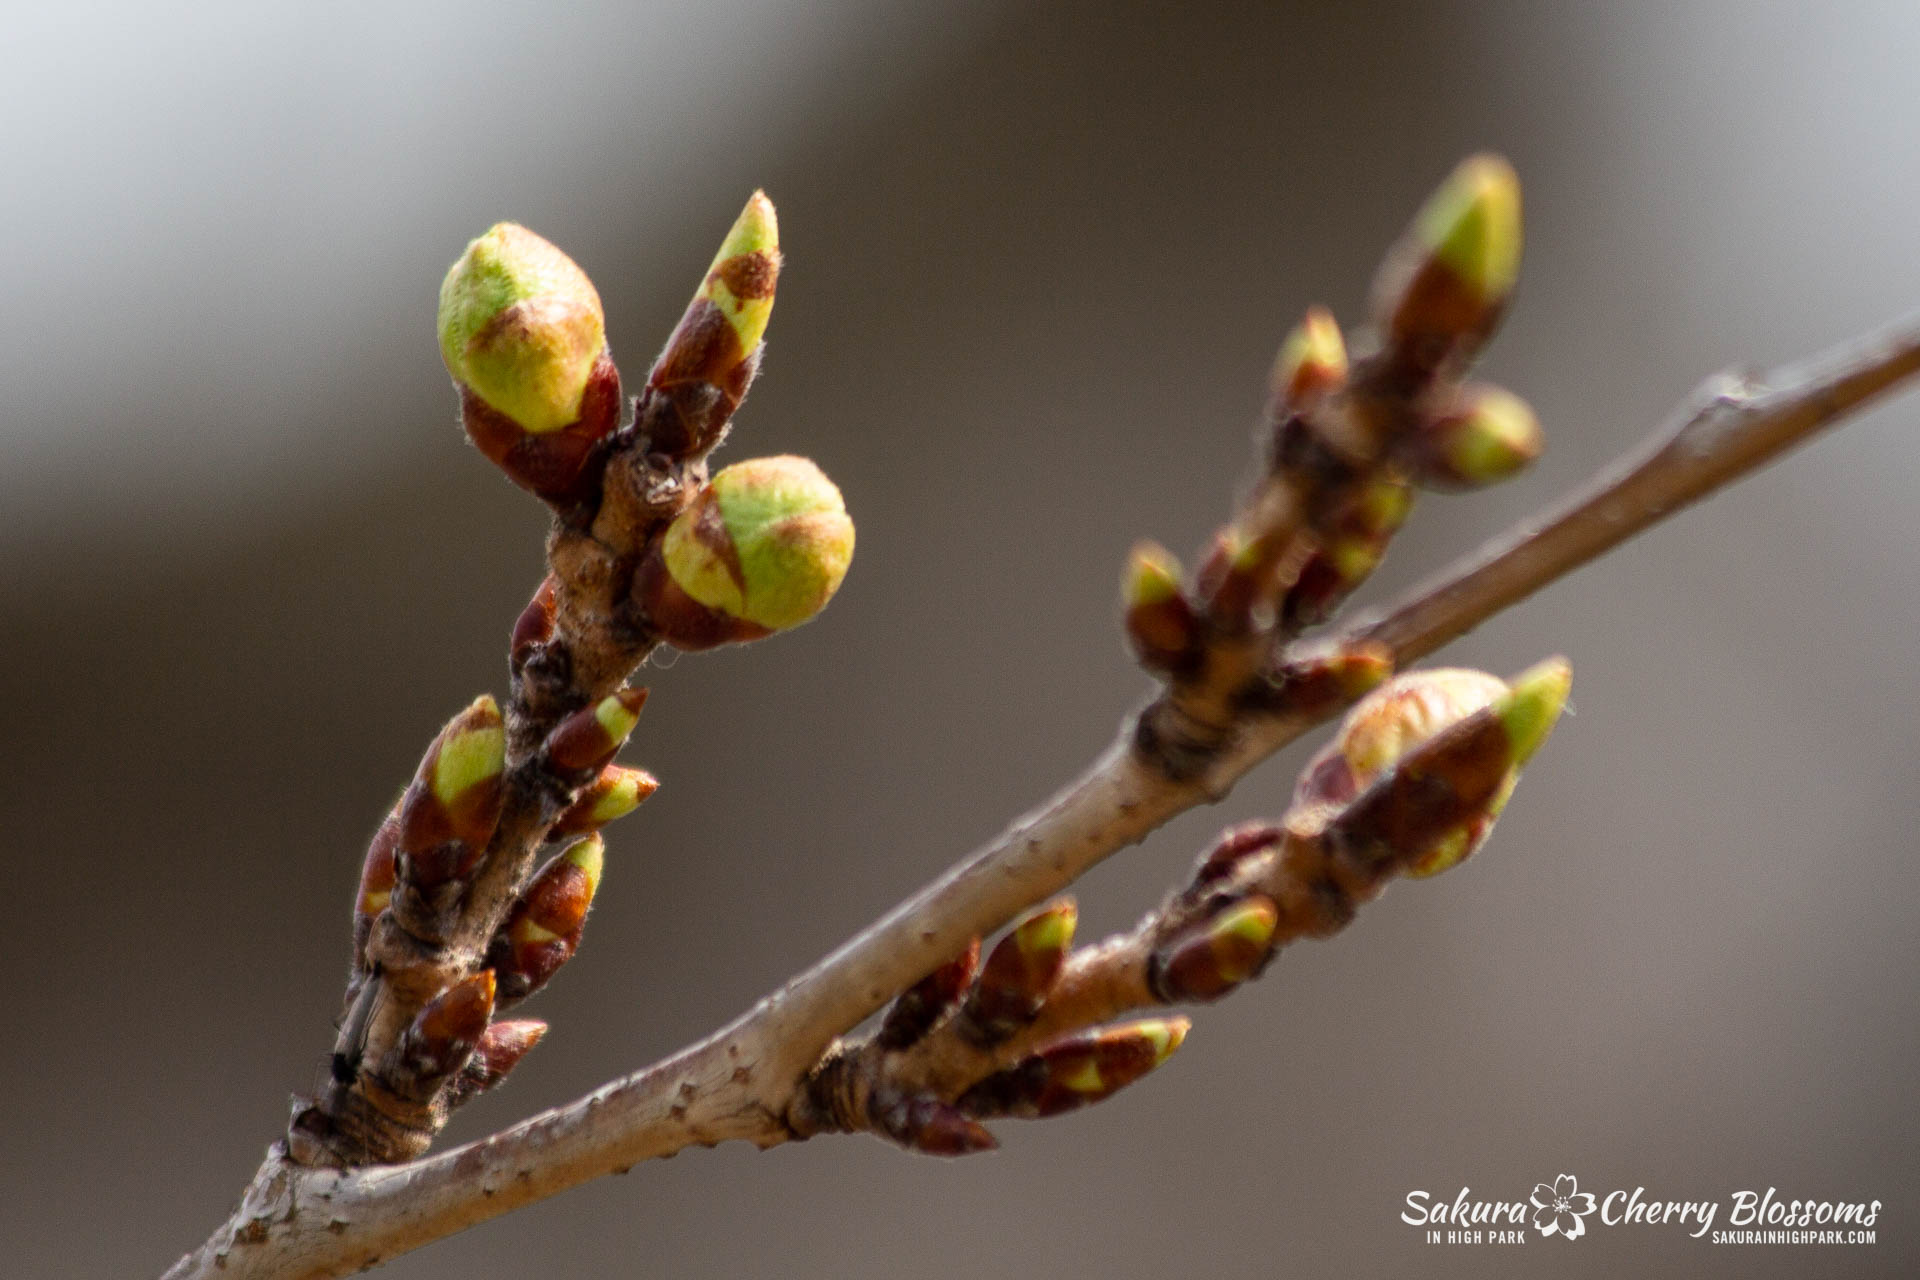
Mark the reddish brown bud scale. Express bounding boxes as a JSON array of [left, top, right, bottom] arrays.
[[352, 809, 401, 960], [1122, 542, 1201, 674], [1399, 382, 1543, 492], [1267, 642, 1395, 720], [631, 548, 773, 652], [544, 688, 648, 775], [491, 836, 603, 1002], [1280, 472, 1413, 632], [636, 305, 758, 459], [550, 765, 660, 836], [877, 938, 981, 1051], [1267, 839, 1361, 940], [962, 900, 1077, 1044], [1325, 710, 1512, 871], [1151, 896, 1279, 1002], [1191, 523, 1295, 633], [459, 354, 622, 506], [871, 1089, 998, 1157], [392, 697, 508, 900], [445, 1018, 549, 1110], [1191, 821, 1286, 887], [510, 576, 559, 673], [395, 970, 496, 1087], [471, 1019, 546, 1093]]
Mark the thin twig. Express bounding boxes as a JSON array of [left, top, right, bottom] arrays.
[[162, 313, 1920, 1280]]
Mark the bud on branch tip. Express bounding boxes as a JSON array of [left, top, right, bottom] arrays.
[[1415, 153, 1523, 308]]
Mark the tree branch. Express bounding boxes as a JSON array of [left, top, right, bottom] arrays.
[[165, 310, 1920, 1280]]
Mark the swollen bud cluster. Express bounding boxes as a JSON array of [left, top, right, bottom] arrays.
[[1120, 155, 1543, 689]]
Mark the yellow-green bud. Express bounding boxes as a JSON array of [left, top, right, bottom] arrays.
[[1271, 305, 1348, 409], [653, 455, 854, 639], [1416, 153, 1522, 308], [1404, 383, 1542, 491], [1299, 662, 1569, 879], [439, 223, 608, 435]]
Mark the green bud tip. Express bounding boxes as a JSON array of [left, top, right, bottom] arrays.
[[1497, 656, 1571, 766], [1136, 1017, 1190, 1066], [1016, 901, 1078, 958], [1124, 542, 1182, 607], [591, 769, 657, 823], [1358, 475, 1414, 531], [432, 696, 505, 809], [1448, 385, 1542, 482], [1415, 153, 1522, 304], [662, 455, 855, 632], [562, 833, 605, 898], [1213, 898, 1279, 951], [439, 223, 607, 435], [698, 191, 781, 355], [1273, 305, 1347, 398], [594, 689, 646, 745]]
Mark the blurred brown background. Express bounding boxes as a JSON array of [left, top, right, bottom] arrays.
[[3, 2, 1916, 1276]]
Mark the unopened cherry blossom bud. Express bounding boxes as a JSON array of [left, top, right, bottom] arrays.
[[439, 223, 621, 503], [1302, 659, 1570, 877], [1271, 305, 1348, 411], [1122, 541, 1200, 673], [1372, 154, 1523, 373], [635, 455, 854, 650], [635, 191, 781, 458], [1402, 383, 1542, 491]]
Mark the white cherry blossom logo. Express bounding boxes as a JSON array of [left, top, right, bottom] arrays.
[[1530, 1173, 1598, 1240]]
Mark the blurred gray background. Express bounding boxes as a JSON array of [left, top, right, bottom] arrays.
[[3, 2, 1916, 1276]]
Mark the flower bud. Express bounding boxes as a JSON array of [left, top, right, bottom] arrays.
[[550, 764, 659, 836], [491, 834, 604, 1003], [544, 688, 648, 776], [446, 1018, 549, 1108], [351, 807, 401, 973], [509, 576, 558, 673], [390, 970, 496, 1096], [1152, 896, 1279, 1003], [395, 696, 507, 894], [1122, 541, 1200, 673], [439, 223, 620, 502], [871, 1088, 998, 1156], [1280, 472, 1414, 632], [1270, 305, 1348, 412], [1300, 660, 1570, 877], [635, 455, 854, 650], [635, 191, 781, 458], [878, 938, 981, 1051], [962, 900, 1077, 1044], [1401, 383, 1542, 491], [958, 1018, 1189, 1120], [1372, 154, 1522, 373]]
